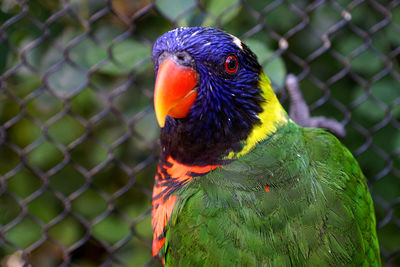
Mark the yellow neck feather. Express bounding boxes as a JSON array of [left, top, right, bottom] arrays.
[[226, 73, 288, 159]]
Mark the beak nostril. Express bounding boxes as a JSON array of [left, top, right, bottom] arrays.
[[175, 51, 192, 66], [158, 51, 193, 68]]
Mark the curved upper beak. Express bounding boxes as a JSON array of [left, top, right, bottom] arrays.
[[153, 57, 198, 128]]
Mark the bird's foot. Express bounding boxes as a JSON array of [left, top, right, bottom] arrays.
[[285, 74, 346, 138]]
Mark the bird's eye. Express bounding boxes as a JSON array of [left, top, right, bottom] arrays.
[[225, 55, 238, 74]]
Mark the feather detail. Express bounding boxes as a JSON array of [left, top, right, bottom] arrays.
[[226, 73, 288, 159], [152, 156, 220, 257]]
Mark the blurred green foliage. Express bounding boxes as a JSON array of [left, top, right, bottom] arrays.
[[0, 0, 399, 266]]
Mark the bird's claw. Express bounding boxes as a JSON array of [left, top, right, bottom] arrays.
[[285, 74, 346, 138]]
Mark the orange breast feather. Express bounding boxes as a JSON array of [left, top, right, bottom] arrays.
[[151, 156, 220, 257]]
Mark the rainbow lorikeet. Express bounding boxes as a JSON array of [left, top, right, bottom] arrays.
[[151, 27, 380, 266]]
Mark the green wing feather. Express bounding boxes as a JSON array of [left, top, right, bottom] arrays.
[[164, 122, 380, 266]]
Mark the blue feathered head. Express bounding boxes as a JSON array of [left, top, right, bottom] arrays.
[[152, 27, 264, 165]]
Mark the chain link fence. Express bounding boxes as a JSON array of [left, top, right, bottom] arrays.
[[0, 0, 399, 266]]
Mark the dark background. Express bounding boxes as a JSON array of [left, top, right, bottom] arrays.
[[0, 0, 399, 266]]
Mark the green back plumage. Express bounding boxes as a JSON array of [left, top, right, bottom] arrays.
[[163, 122, 380, 266]]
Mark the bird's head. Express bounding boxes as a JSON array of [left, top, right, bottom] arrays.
[[152, 27, 285, 165]]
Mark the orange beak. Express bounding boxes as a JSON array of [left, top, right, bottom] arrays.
[[154, 57, 198, 128]]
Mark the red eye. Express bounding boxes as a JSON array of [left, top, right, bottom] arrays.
[[225, 55, 238, 74]]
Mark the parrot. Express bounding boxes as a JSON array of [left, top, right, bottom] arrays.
[[151, 27, 380, 266]]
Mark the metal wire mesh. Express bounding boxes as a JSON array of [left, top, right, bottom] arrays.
[[0, 0, 399, 266]]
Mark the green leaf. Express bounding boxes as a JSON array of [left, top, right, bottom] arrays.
[[27, 141, 64, 171], [135, 111, 159, 144], [72, 189, 107, 220], [46, 63, 86, 95], [112, 40, 151, 71], [92, 215, 130, 244], [371, 78, 399, 105], [156, 0, 195, 25], [203, 0, 241, 26], [41, 28, 81, 71], [86, 39, 151, 75], [352, 78, 398, 126], [49, 216, 85, 247], [244, 39, 286, 89], [5, 218, 42, 248], [6, 168, 41, 199], [8, 117, 41, 147], [42, 29, 88, 95], [350, 49, 384, 76], [335, 36, 364, 57], [48, 115, 85, 146], [352, 97, 385, 123]]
